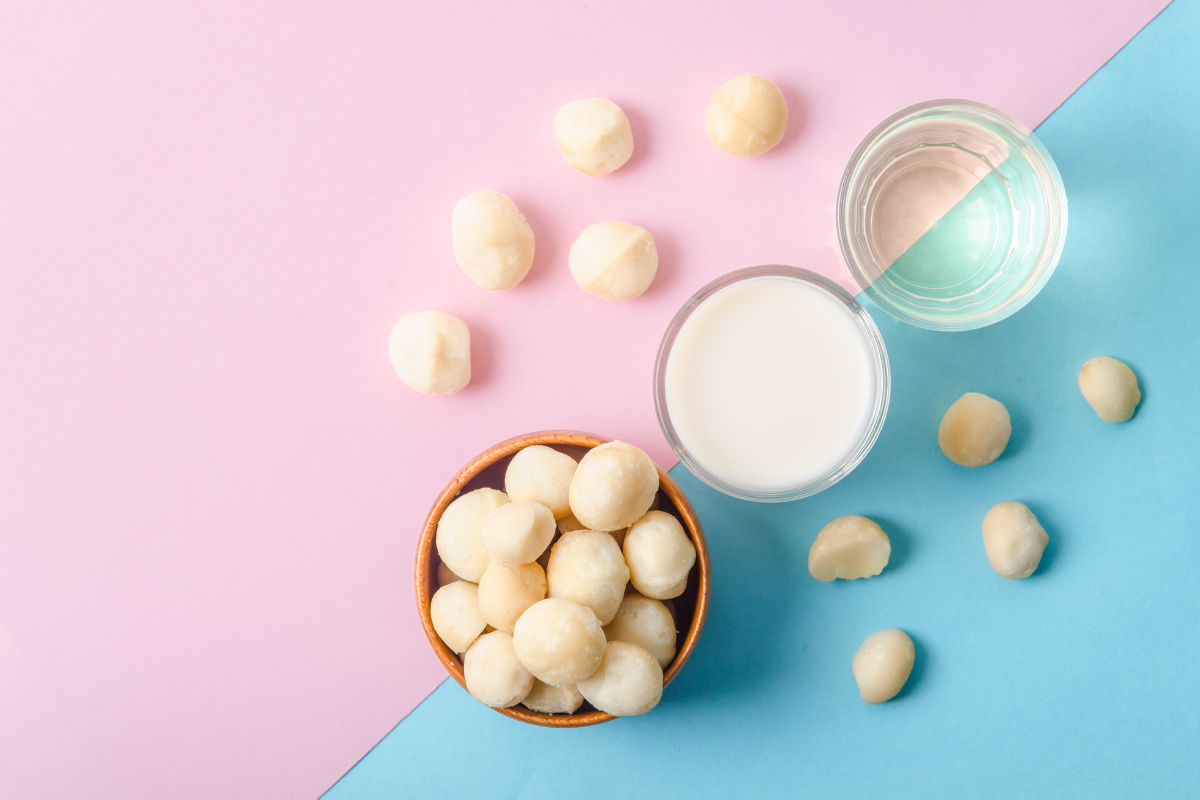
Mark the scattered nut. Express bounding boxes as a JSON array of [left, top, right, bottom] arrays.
[[808, 515, 891, 582], [938, 392, 1011, 467], [1078, 356, 1141, 423], [982, 501, 1049, 579]]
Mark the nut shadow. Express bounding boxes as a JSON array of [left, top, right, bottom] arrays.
[[1020, 500, 1064, 577], [504, 193, 563, 292], [891, 631, 929, 702], [867, 516, 917, 575]]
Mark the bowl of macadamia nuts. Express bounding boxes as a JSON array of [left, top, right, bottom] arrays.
[[415, 431, 710, 727]]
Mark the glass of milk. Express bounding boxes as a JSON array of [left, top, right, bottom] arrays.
[[654, 266, 890, 502]]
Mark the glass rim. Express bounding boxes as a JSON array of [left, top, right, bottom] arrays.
[[836, 98, 1068, 332], [653, 265, 891, 503]]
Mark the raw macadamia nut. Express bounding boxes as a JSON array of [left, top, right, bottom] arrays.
[[552, 98, 634, 177], [430, 580, 487, 654], [852, 628, 915, 704], [623, 511, 696, 600], [602, 593, 676, 669], [547, 530, 630, 625], [808, 515, 891, 582], [557, 514, 586, 535], [982, 501, 1049, 580], [436, 488, 508, 581], [451, 190, 535, 291], [481, 501, 556, 566], [705, 74, 788, 158], [569, 441, 659, 531], [521, 679, 584, 714], [504, 446, 578, 520], [938, 392, 1012, 467], [569, 222, 658, 302], [512, 598, 607, 686], [436, 561, 463, 587], [463, 631, 534, 708], [577, 641, 663, 716], [388, 311, 470, 396], [477, 562, 547, 633], [1079, 356, 1141, 423]]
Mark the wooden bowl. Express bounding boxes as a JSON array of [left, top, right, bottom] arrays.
[[415, 431, 710, 727]]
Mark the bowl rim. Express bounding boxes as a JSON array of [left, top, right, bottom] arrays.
[[414, 430, 711, 727]]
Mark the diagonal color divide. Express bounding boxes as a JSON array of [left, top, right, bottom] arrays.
[[0, 1, 1171, 798], [327, 2, 1200, 795]]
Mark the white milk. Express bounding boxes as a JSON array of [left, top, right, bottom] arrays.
[[664, 277, 875, 490]]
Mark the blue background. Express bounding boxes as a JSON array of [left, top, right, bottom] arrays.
[[328, 2, 1200, 796]]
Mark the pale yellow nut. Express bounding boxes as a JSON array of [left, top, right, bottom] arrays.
[[429, 580, 486, 654], [602, 592, 676, 669], [463, 631, 534, 708], [556, 514, 586, 535], [504, 445, 578, 520], [481, 501, 556, 566], [577, 641, 663, 716], [808, 515, 891, 582], [521, 679, 584, 714], [568, 221, 658, 302], [705, 74, 788, 157], [852, 628, 915, 704], [1078, 356, 1141, 423], [451, 189, 535, 290], [623, 511, 696, 600], [553, 97, 634, 176], [938, 392, 1011, 467], [547, 530, 630, 625], [982, 501, 1048, 579], [569, 441, 659, 531], [388, 311, 470, 395], [435, 488, 508, 582], [477, 561, 547, 633], [512, 598, 607, 686]]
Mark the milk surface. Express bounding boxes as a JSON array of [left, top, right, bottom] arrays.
[[665, 277, 875, 490]]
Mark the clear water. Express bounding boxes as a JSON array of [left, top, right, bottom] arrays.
[[861, 119, 1058, 327]]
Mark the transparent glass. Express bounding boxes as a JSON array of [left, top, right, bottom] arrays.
[[653, 266, 891, 503], [837, 99, 1068, 331]]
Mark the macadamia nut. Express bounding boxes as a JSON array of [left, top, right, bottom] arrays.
[[557, 514, 586, 535], [430, 580, 487, 654], [982, 501, 1049, 579], [852, 628, 915, 704], [436, 561, 463, 587], [521, 679, 584, 714], [463, 631, 534, 708], [477, 561, 547, 633], [602, 593, 676, 669], [547, 530, 630, 625], [568, 221, 658, 302], [938, 392, 1012, 467], [569, 441, 659, 531], [552, 98, 634, 177], [808, 515, 891, 582], [388, 311, 471, 396], [623, 511, 696, 600], [512, 598, 607, 686], [1079, 356, 1141, 423], [451, 190, 535, 291], [504, 446, 578, 520], [436, 488, 508, 581], [577, 641, 663, 716], [705, 74, 788, 158], [481, 501, 556, 566]]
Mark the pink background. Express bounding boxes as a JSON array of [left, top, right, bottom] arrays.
[[0, 2, 1167, 798]]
